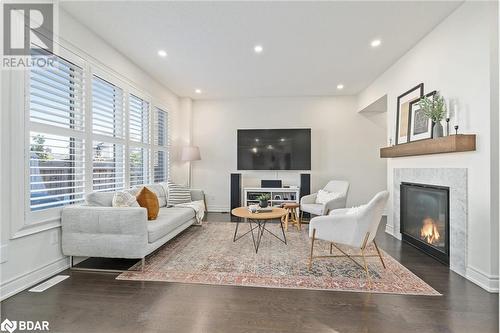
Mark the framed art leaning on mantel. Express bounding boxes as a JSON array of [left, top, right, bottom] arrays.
[[409, 90, 436, 142], [395, 83, 424, 144]]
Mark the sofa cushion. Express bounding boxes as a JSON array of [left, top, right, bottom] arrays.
[[137, 187, 160, 220], [147, 207, 195, 243], [85, 192, 115, 207]]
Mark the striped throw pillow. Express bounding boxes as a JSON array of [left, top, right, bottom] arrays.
[[167, 180, 191, 206]]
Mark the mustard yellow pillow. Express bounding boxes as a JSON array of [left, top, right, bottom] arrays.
[[136, 187, 159, 220]]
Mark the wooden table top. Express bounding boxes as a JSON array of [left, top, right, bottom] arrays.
[[231, 207, 287, 220]]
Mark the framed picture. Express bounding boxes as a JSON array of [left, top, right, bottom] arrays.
[[396, 83, 424, 144], [409, 91, 436, 142]]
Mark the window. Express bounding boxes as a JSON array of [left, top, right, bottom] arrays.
[[153, 107, 169, 182], [91, 76, 125, 192], [28, 54, 85, 212], [91, 76, 124, 138], [129, 94, 149, 143], [92, 142, 125, 192], [24, 50, 170, 219], [129, 147, 148, 186]]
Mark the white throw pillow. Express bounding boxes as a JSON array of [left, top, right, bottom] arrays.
[[315, 189, 342, 204], [112, 191, 139, 207]]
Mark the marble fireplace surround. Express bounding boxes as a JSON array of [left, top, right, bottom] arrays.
[[393, 168, 467, 277]]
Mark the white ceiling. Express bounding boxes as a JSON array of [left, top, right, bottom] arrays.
[[61, 1, 462, 99]]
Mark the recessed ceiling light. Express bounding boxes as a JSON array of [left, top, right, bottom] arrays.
[[337, 84, 344, 90], [195, 89, 202, 94], [254, 45, 263, 54], [370, 39, 382, 48], [157, 50, 167, 57]]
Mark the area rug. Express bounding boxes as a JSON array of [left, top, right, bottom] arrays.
[[117, 222, 440, 296]]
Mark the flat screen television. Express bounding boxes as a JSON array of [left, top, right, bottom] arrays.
[[237, 129, 311, 170]]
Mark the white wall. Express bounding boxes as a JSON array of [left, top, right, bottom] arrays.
[[0, 8, 187, 300], [358, 1, 499, 291], [191, 96, 387, 212]]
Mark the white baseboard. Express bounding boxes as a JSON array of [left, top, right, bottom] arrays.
[[1, 256, 69, 301], [207, 206, 229, 213], [385, 223, 394, 236], [466, 266, 499, 293]]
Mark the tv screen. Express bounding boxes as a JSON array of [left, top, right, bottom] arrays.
[[237, 129, 311, 170]]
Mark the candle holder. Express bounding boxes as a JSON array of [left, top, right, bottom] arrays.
[[446, 118, 450, 136], [454, 125, 459, 135]]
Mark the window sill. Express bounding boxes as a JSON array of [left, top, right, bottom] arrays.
[[11, 218, 61, 239]]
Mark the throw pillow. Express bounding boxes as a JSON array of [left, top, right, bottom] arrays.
[[167, 180, 191, 206], [112, 191, 139, 207], [315, 189, 342, 204], [136, 187, 160, 220]]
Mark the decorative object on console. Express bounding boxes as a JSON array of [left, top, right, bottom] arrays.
[[396, 83, 424, 144], [418, 91, 446, 139], [262, 179, 282, 188], [136, 187, 160, 220], [454, 125, 459, 135], [409, 91, 436, 142], [257, 193, 271, 208], [274, 195, 282, 200], [181, 145, 201, 187]]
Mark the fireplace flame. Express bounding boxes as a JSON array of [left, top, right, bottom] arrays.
[[420, 217, 440, 245]]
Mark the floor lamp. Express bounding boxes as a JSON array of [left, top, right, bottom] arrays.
[[181, 146, 201, 187]]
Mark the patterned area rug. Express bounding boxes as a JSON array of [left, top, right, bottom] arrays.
[[118, 222, 440, 296]]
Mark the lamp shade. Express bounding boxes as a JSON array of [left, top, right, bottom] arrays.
[[181, 146, 201, 161]]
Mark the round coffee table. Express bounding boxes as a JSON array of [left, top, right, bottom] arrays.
[[231, 207, 288, 253]]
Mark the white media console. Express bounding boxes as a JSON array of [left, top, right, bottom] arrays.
[[243, 187, 301, 207]]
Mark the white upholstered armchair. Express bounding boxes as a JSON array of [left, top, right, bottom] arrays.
[[308, 191, 389, 280], [300, 180, 349, 217]]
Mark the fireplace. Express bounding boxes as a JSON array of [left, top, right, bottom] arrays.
[[400, 182, 450, 265]]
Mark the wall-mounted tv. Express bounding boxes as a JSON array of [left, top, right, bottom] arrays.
[[237, 129, 311, 170]]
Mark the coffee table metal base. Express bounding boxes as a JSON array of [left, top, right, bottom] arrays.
[[233, 218, 287, 253]]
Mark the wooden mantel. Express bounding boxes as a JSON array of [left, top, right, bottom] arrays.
[[380, 134, 476, 158]]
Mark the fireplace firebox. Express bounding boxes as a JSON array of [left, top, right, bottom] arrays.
[[400, 182, 450, 265]]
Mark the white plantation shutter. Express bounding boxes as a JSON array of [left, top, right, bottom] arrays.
[[129, 147, 149, 186], [129, 94, 149, 143], [92, 76, 124, 138], [30, 56, 84, 131], [153, 107, 169, 183], [28, 54, 86, 212], [92, 142, 125, 192]]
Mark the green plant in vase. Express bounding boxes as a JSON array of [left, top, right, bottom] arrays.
[[419, 92, 447, 138], [257, 193, 271, 208]]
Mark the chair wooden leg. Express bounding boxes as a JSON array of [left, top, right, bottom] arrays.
[[285, 209, 289, 231], [308, 228, 316, 270], [361, 249, 371, 286], [297, 208, 301, 230], [373, 240, 386, 269]]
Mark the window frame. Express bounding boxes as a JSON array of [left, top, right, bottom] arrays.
[[6, 43, 171, 238]]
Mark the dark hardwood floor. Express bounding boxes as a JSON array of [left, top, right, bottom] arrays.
[[1, 213, 498, 333]]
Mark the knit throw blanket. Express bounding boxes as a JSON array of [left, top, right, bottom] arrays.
[[175, 200, 206, 224]]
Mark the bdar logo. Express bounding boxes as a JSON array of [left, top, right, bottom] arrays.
[[0, 319, 17, 333]]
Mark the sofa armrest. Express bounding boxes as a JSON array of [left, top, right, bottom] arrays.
[[300, 193, 317, 205], [61, 205, 148, 258], [190, 189, 205, 202]]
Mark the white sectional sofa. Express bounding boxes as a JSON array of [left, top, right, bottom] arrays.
[[61, 184, 204, 268]]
